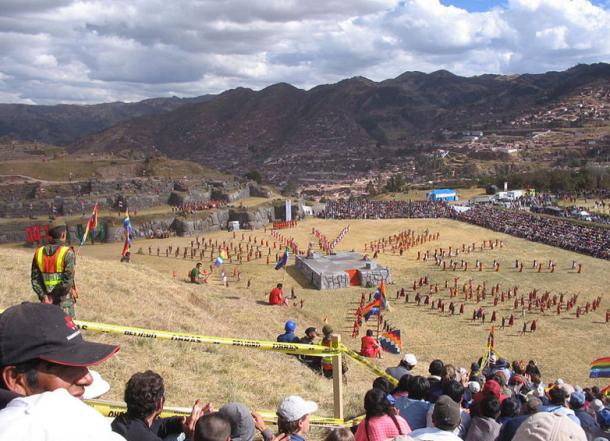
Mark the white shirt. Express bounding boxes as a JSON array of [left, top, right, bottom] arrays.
[[0, 388, 126, 441], [408, 427, 464, 440]]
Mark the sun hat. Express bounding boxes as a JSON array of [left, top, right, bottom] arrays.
[[277, 396, 318, 422]]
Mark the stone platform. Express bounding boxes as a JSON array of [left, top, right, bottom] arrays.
[[295, 251, 391, 290]]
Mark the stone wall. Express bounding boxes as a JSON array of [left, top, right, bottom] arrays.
[[359, 268, 392, 287], [320, 272, 350, 290]]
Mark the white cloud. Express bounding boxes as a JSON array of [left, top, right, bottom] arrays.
[[0, 0, 608, 104]]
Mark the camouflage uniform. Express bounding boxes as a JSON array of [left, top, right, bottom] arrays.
[[31, 239, 77, 317]]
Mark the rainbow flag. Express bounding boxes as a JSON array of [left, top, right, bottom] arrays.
[[379, 329, 401, 354], [80, 203, 98, 245], [590, 357, 610, 378], [601, 385, 610, 397], [215, 249, 228, 267], [361, 299, 381, 321]]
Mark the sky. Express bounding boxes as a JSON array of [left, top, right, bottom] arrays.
[[0, 0, 609, 105]]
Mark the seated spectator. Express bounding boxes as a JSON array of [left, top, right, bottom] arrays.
[[512, 412, 587, 441], [276, 395, 318, 441], [299, 328, 320, 370], [541, 387, 581, 427], [269, 283, 287, 306], [111, 370, 206, 441], [395, 376, 431, 431], [465, 395, 501, 441], [391, 374, 411, 400], [386, 354, 417, 382], [596, 408, 610, 439], [190, 263, 207, 284], [497, 396, 541, 441], [427, 360, 444, 403], [360, 330, 382, 359], [498, 397, 520, 424], [0, 303, 119, 407], [194, 412, 232, 441], [425, 380, 471, 438], [569, 390, 601, 439], [373, 377, 394, 395], [471, 379, 508, 411], [409, 395, 463, 440], [324, 427, 354, 441], [277, 321, 300, 343], [355, 388, 411, 441], [0, 388, 125, 440]]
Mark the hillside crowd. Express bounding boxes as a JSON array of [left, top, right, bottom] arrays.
[[0, 302, 608, 441], [319, 199, 610, 260], [321, 201, 452, 220], [454, 206, 610, 260]]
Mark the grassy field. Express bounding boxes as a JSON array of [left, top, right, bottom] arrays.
[[1, 217, 609, 427]]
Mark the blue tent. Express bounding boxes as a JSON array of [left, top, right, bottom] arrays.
[[427, 188, 458, 201]]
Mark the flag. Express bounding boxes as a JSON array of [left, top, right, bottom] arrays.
[[379, 329, 402, 354], [275, 248, 289, 270], [601, 385, 610, 397], [378, 281, 388, 309], [215, 249, 228, 267], [590, 357, 610, 378], [81, 203, 99, 245], [121, 210, 133, 257], [361, 299, 381, 321], [487, 326, 496, 350]]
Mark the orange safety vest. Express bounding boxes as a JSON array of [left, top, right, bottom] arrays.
[[35, 245, 70, 293]]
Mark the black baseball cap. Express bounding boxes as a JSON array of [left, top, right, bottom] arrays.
[[0, 303, 119, 367]]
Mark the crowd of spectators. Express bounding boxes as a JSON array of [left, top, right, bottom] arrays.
[[174, 200, 227, 214], [0, 303, 609, 441], [454, 206, 610, 260], [319, 198, 610, 260], [321, 201, 452, 220]]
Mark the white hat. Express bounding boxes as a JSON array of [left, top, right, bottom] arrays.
[[591, 399, 604, 413], [83, 370, 110, 400], [468, 381, 481, 394], [277, 396, 318, 422], [513, 412, 587, 441], [402, 353, 417, 366]]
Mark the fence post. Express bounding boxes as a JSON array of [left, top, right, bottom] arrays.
[[331, 334, 344, 420]]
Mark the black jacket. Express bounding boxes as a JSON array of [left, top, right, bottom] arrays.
[[111, 414, 184, 441]]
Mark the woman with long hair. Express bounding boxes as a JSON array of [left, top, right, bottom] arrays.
[[354, 388, 411, 441]]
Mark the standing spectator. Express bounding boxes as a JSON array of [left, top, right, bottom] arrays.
[[386, 354, 417, 381], [111, 370, 206, 441], [299, 328, 320, 370], [276, 395, 318, 441], [355, 388, 411, 441]]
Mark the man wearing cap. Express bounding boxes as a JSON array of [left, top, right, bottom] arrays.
[[276, 395, 318, 441], [408, 395, 462, 440], [31, 219, 78, 317], [386, 353, 417, 381], [299, 327, 320, 370], [0, 303, 122, 439], [0, 303, 119, 405]]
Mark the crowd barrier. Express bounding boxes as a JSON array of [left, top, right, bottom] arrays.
[[0, 307, 390, 426]]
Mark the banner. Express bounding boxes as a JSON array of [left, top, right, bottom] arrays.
[[285, 199, 292, 222]]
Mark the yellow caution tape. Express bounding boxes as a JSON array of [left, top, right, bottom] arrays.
[[87, 399, 360, 427], [75, 319, 342, 357], [340, 345, 399, 386]]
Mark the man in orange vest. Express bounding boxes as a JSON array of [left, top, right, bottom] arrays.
[[31, 220, 77, 317]]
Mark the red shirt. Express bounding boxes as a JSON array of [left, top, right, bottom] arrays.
[[269, 287, 285, 305], [360, 335, 380, 357]]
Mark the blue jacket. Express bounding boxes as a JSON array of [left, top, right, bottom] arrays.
[[277, 331, 300, 343]]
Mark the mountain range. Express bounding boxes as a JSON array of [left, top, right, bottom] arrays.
[[2, 63, 609, 183]]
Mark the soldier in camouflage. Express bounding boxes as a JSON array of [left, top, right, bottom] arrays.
[[31, 220, 77, 317]]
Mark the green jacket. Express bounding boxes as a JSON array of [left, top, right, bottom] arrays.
[[31, 240, 76, 301]]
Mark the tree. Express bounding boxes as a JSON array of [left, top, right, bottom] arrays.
[[244, 170, 262, 184], [384, 175, 405, 193]]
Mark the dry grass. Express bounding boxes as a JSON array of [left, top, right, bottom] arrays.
[[1, 217, 609, 425]]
